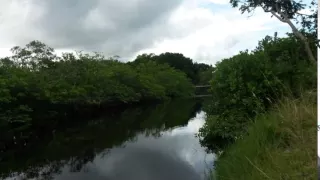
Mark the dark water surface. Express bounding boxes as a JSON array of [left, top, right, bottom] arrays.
[[1, 100, 215, 180]]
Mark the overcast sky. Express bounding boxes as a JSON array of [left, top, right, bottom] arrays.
[[0, 0, 291, 65]]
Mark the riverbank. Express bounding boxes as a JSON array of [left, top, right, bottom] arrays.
[[212, 92, 317, 180]]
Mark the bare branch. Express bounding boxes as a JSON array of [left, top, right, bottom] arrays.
[[270, 3, 290, 23], [262, 7, 271, 13], [270, 11, 287, 22]]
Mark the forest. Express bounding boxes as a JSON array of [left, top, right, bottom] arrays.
[[0, 43, 213, 152]]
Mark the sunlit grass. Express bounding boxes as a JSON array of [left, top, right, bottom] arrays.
[[213, 91, 317, 180]]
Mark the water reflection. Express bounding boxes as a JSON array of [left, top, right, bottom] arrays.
[[1, 100, 215, 180]]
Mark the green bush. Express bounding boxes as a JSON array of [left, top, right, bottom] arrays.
[[198, 34, 316, 153]]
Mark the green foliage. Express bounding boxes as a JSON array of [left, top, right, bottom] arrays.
[[0, 40, 196, 144], [198, 33, 316, 154], [213, 94, 317, 180], [133, 61, 194, 98], [231, 0, 306, 18], [131, 52, 213, 84], [197, 67, 214, 85]]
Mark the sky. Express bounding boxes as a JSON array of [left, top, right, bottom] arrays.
[[0, 0, 292, 65]]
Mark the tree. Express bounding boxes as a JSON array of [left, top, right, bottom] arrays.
[[10, 40, 57, 69], [154, 52, 197, 82], [229, 0, 317, 64]]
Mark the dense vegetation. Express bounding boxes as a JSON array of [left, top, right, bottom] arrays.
[[200, 35, 317, 179], [0, 41, 212, 153], [213, 93, 317, 180], [198, 32, 317, 153], [131, 52, 214, 84], [197, 0, 317, 179], [1, 42, 195, 105]]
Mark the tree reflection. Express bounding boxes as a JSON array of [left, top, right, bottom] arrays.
[[0, 99, 203, 179]]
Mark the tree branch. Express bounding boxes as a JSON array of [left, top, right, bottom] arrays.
[[272, 2, 316, 64], [270, 11, 286, 22]]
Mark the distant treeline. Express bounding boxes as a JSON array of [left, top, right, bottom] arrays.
[[0, 42, 213, 107], [0, 41, 213, 150]]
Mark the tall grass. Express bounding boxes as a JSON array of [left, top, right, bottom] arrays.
[[212, 91, 317, 180]]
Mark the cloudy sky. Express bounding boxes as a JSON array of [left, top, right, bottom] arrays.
[[0, 0, 292, 65]]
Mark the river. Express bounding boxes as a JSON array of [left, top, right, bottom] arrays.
[[0, 99, 215, 180]]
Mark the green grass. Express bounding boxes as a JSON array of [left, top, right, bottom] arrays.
[[212, 92, 317, 180]]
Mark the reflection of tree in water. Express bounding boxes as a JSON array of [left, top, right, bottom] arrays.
[[0, 99, 203, 179], [66, 149, 95, 173], [6, 161, 64, 180]]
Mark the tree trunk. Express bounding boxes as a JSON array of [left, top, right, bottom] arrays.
[[286, 20, 316, 65], [270, 10, 317, 65]]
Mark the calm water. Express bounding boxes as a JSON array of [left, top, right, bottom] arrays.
[[1, 100, 215, 180]]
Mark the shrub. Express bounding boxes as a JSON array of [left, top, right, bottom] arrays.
[[198, 34, 316, 153]]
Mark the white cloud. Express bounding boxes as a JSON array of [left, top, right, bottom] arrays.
[[134, 1, 290, 65], [166, 111, 206, 136], [82, 8, 116, 31], [298, 9, 313, 15], [207, 0, 229, 5], [0, 0, 291, 65], [0, 48, 12, 57], [0, 0, 46, 46]]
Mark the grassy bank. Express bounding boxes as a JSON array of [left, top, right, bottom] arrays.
[[212, 92, 317, 180]]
